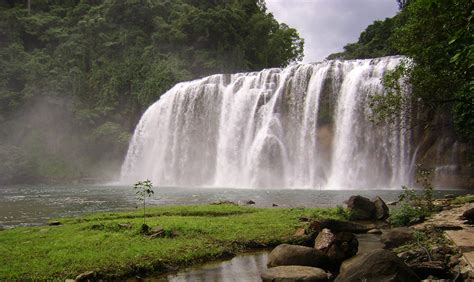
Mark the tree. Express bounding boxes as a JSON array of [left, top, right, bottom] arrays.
[[379, 0, 473, 140], [133, 180, 154, 225]]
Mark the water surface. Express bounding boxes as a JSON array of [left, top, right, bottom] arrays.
[[0, 184, 468, 227]]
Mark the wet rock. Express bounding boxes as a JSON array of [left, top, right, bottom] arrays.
[[261, 265, 328, 282], [346, 195, 376, 220], [314, 228, 358, 265], [335, 249, 419, 282], [409, 261, 449, 279], [367, 228, 382, 234], [267, 244, 331, 270], [316, 218, 372, 233], [246, 200, 255, 205], [48, 221, 61, 226], [75, 271, 95, 281], [461, 208, 474, 223], [272, 203, 278, 207], [373, 196, 389, 220], [380, 227, 414, 249]]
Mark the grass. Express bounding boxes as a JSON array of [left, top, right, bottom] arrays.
[[450, 194, 474, 205], [0, 204, 345, 280]]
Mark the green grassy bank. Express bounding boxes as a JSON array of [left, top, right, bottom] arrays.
[[0, 204, 345, 280]]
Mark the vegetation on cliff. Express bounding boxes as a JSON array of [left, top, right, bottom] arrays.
[[0, 0, 304, 184], [328, 0, 473, 142]]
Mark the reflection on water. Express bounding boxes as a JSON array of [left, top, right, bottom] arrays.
[[0, 184, 469, 227], [149, 252, 268, 282], [143, 234, 385, 281]]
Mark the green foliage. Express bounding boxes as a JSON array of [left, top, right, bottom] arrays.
[[389, 202, 428, 226], [389, 165, 436, 226], [450, 194, 474, 205], [0, 204, 342, 280], [326, 16, 400, 60], [133, 180, 154, 225], [0, 1, 304, 183], [329, 0, 473, 141]]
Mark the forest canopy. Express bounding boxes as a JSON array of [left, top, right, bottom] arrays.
[[0, 0, 304, 184]]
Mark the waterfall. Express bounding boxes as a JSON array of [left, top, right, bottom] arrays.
[[121, 56, 411, 189]]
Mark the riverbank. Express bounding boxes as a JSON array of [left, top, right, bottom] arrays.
[[0, 204, 346, 280]]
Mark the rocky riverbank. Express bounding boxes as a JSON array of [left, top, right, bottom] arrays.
[[261, 194, 474, 281]]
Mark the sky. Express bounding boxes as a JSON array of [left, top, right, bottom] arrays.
[[265, 0, 399, 63]]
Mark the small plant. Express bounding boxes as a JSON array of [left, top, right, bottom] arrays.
[[134, 180, 154, 225], [389, 165, 436, 226]]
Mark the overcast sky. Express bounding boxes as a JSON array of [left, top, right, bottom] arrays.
[[265, 0, 399, 63]]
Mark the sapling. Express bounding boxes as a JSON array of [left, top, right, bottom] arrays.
[[134, 180, 154, 226]]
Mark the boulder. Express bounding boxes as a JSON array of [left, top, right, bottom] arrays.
[[380, 227, 414, 249], [261, 265, 328, 282], [461, 208, 474, 223], [335, 249, 419, 282], [346, 195, 376, 220], [314, 228, 358, 265], [267, 244, 331, 270], [315, 218, 372, 233], [373, 196, 390, 220], [409, 261, 449, 279]]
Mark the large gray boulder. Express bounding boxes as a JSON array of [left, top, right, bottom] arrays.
[[267, 244, 331, 270], [381, 227, 414, 249], [314, 228, 358, 265], [346, 195, 376, 220], [335, 249, 419, 282], [261, 266, 329, 282], [373, 196, 390, 220]]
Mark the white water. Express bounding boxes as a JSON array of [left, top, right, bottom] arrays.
[[121, 56, 412, 189]]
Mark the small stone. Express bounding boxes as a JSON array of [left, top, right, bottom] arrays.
[[380, 227, 414, 249], [48, 221, 61, 226], [75, 271, 94, 281], [409, 261, 448, 280], [272, 203, 278, 207], [261, 265, 328, 282], [118, 223, 132, 229], [294, 227, 306, 236], [246, 200, 255, 205]]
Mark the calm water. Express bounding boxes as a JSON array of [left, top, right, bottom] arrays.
[[138, 234, 384, 281], [0, 184, 469, 228]]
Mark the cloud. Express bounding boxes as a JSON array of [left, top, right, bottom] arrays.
[[265, 0, 399, 63]]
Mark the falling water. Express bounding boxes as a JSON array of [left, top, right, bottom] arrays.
[[121, 56, 412, 189]]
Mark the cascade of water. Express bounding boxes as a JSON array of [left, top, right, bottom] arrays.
[[121, 56, 411, 189]]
